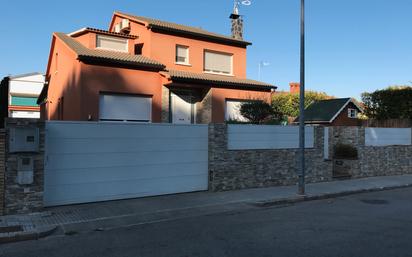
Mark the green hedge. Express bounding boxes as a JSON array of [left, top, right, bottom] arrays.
[[362, 86, 412, 120]]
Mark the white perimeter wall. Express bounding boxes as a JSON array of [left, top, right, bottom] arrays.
[[365, 128, 412, 146], [228, 125, 315, 150]]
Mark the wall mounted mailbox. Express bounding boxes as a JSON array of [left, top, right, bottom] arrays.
[[17, 156, 34, 185], [9, 127, 40, 153]]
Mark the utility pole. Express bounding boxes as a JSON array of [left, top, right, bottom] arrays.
[[298, 0, 306, 195]]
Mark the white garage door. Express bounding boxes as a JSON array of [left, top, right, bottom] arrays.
[[44, 121, 208, 206], [99, 94, 152, 122]]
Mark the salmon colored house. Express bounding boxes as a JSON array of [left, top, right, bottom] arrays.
[[38, 10, 276, 124]]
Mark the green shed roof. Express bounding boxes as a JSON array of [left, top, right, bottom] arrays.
[[296, 98, 361, 123]]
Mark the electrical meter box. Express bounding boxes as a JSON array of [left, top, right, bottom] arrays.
[[9, 127, 40, 153], [17, 156, 34, 185]]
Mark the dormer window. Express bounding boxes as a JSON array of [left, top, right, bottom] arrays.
[[96, 35, 128, 52], [348, 108, 358, 118]]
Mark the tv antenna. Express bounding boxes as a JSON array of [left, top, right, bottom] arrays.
[[232, 0, 252, 17], [234, 0, 252, 12], [239, 0, 252, 6]]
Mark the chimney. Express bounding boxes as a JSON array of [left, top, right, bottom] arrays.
[[289, 82, 300, 94], [230, 2, 244, 40]]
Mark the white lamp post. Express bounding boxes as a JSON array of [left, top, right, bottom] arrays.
[[258, 61, 270, 80]]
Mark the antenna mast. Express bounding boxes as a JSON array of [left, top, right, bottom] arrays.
[[233, 0, 240, 14]]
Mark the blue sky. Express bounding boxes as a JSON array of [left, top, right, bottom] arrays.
[[0, 0, 411, 99]]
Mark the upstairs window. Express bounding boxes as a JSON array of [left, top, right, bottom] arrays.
[[176, 45, 189, 65], [348, 108, 358, 118], [204, 50, 233, 75], [135, 43, 144, 55], [96, 35, 128, 52]]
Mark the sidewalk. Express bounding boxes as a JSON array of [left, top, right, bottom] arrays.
[[2, 174, 412, 243]]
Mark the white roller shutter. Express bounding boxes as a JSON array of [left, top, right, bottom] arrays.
[[204, 51, 232, 74], [96, 35, 128, 52], [99, 94, 152, 122]]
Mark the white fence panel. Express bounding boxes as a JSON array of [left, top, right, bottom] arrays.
[[228, 125, 314, 150], [44, 121, 208, 206], [324, 127, 329, 159], [365, 128, 412, 146]]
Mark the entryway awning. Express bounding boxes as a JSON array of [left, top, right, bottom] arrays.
[[160, 70, 276, 91]]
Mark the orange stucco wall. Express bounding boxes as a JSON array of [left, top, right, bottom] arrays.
[[150, 32, 247, 78], [43, 14, 272, 123], [44, 33, 163, 122], [110, 16, 152, 56], [211, 87, 272, 123], [78, 64, 163, 122], [110, 15, 247, 78], [44, 35, 82, 121], [73, 33, 96, 49]]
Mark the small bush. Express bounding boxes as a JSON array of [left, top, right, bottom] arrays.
[[239, 101, 275, 124], [226, 119, 251, 124], [334, 143, 358, 159], [226, 118, 284, 125]]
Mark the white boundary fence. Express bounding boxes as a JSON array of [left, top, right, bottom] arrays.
[[365, 128, 412, 146]]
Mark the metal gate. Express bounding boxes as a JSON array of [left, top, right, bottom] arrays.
[[44, 121, 208, 206]]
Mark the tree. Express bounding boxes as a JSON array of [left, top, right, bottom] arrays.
[[272, 91, 331, 118], [361, 86, 412, 120], [239, 101, 275, 124]]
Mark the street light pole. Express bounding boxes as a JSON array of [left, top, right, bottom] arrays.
[[258, 61, 270, 80], [298, 0, 306, 195]]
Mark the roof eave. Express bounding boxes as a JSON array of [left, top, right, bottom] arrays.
[[149, 25, 252, 47], [8, 72, 44, 80], [69, 27, 138, 39], [170, 77, 274, 91]]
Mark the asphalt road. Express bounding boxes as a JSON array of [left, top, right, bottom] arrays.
[[2, 187, 412, 257]]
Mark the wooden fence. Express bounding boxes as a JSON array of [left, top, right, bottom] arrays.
[[362, 119, 412, 128]]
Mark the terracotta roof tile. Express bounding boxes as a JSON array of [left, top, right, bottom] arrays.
[[70, 27, 138, 39], [115, 11, 252, 47], [55, 32, 165, 69], [163, 70, 276, 90]]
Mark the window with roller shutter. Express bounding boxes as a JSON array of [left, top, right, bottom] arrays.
[[204, 50, 233, 75]]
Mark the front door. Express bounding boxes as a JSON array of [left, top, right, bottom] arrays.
[[171, 92, 195, 124]]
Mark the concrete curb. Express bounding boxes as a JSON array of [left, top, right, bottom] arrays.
[[253, 183, 412, 207], [0, 226, 57, 244]]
